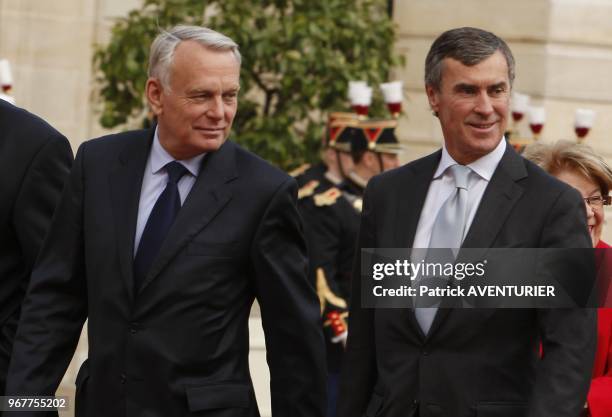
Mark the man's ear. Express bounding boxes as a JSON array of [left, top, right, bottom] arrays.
[[425, 84, 440, 116], [146, 78, 164, 116], [322, 147, 337, 165]]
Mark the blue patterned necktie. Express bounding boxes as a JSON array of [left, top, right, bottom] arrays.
[[133, 161, 188, 290], [415, 164, 471, 334]]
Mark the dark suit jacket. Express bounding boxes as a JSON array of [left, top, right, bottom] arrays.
[[5, 129, 326, 417], [337, 144, 597, 417], [0, 100, 72, 394]]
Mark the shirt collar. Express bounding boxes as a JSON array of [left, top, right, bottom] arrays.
[[348, 171, 368, 189], [324, 171, 343, 186], [434, 137, 507, 181], [150, 127, 206, 177]]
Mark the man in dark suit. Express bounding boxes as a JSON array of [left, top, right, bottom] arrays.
[[5, 25, 325, 417], [0, 100, 72, 395], [337, 27, 596, 417]]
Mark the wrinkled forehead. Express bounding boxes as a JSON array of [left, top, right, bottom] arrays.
[[169, 42, 241, 85], [440, 52, 510, 88]]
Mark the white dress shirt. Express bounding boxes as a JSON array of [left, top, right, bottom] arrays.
[[134, 128, 205, 255], [412, 138, 507, 248]]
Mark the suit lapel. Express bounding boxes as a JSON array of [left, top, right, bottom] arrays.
[[138, 140, 238, 294], [394, 152, 440, 340], [424, 144, 527, 341], [462, 144, 526, 248], [109, 130, 153, 302], [395, 151, 441, 249]]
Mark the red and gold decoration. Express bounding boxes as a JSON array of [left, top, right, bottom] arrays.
[[352, 118, 404, 155], [314, 187, 342, 207], [324, 310, 349, 345], [327, 111, 359, 151], [297, 180, 320, 200], [316, 268, 349, 346]]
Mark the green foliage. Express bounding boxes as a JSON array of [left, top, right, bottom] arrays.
[[93, 0, 403, 169]]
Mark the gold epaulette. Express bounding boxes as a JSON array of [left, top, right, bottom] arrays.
[[298, 180, 319, 200], [314, 187, 341, 207], [288, 163, 311, 178]]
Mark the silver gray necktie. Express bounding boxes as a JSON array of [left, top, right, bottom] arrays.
[[415, 164, 471, 334]]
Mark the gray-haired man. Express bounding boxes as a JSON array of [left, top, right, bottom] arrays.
[[6, 25, 326, 417]]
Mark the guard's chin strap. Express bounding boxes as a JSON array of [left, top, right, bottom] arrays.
[[336, 149, 347, 178], [376, 152, 384, 174]]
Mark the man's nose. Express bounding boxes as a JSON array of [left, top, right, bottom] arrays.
[[474, 91, 494, 116], [206, 96, 224, 119]]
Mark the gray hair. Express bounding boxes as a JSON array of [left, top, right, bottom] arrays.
[[424, 27, 515, 91], [148, 25, 241, 88]]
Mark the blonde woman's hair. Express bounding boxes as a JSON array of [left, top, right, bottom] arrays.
[[524, 140, 612, 195]]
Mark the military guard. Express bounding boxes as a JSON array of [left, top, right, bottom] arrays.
[[298, 114, 360, 288], [343, 118, 404, 196], [307, 118, 403, 417], [291, 112, 358, 193]]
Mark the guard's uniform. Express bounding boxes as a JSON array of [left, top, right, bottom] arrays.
[[305, 118, 404, 417], [310, 185, 362, 369], [297, 116, 360, 289], [291, 162, 327, 188]]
